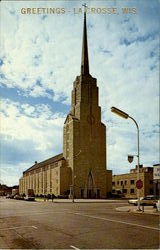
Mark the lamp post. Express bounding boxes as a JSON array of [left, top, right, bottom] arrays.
[[72, 175, 76, 203], [111, 106, 141, 211]]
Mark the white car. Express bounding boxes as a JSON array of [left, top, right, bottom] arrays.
[[128, 196, 157, 206]]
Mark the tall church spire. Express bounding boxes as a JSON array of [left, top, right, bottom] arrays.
[[81, 4, 90, 75]]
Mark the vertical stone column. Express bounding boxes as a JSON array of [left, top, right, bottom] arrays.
[[22, 178, 24, 194], [42, 169, 45, 195], [48, 165, 51, 194]]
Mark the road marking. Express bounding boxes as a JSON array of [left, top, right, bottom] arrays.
[[71, 212, 160, 231], [14, 231, 24, 239], [70, 245, 80, 250], [0, 225, 38, 231], [1, 210, 70, 218]]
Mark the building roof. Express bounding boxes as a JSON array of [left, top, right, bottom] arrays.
[[23, 153, 64, 174], [113, 166, 153, 177]]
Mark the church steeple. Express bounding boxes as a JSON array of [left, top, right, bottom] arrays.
[[81, 5, 90, 76]]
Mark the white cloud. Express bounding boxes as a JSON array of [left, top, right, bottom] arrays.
[[1, 99, 65, 145], [0, 99, 65, 185], [0, 162, 34, 186]]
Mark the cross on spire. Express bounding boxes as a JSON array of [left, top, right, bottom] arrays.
[[81, 3, 90, 76], [82, 3, 87, 10]]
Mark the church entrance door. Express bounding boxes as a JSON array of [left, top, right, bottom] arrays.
[[87, 189, 94, 199], [86, 171, 96, 199]]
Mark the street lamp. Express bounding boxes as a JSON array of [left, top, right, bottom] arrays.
[[111, 106, 141, 211], [72, 175, 76, 203]]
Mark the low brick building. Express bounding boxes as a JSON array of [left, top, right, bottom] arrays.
[[19, 154, 71, 197], [112, 165, 154, 198]]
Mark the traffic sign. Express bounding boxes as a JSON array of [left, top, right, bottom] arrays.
[[136, 179, 143, 189], [128, 155, 134, 163]]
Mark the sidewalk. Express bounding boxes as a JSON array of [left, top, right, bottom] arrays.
[[53, 199, 125, 203], [35, 198, 160, 215], [35, 198, 127, 203], [116, 205, 160, 215]]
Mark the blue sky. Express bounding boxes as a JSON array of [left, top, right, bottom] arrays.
[[0, 0, 159, 186]]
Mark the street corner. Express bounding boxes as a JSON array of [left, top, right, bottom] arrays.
[[115, 205, 160, 215], [129, 206, 160, 216]]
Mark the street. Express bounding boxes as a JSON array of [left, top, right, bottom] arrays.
[[0, 198, 159, 249]]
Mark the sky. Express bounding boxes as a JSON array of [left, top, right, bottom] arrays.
[[0, 0, 159, 186]]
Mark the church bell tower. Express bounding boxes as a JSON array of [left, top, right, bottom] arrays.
[[63, 8, 112, 198]]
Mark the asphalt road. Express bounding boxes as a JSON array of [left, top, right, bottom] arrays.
[[0, 198, 159, 249]]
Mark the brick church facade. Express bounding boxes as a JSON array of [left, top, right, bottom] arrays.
[[19, 11, 112, 198]]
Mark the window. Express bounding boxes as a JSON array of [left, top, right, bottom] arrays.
[[117, 181, 119, 185], [130, 189, 135, 194], [150, 180, 153, 184], [112, 182, 115, 185], [130, 180, 135, 185], [125, 180, 127, 185], [121, 181, 123, 185]]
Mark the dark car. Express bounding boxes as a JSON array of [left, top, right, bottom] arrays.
[[9, 194, 16, 199], [6, 194, 12, 199], [24, 196, 35, 201], [57, 195, 68, 199], [14, 195, 24, 200]]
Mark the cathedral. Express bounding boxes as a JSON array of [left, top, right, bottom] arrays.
[[19, 11, 112, 199]]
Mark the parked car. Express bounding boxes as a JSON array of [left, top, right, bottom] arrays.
[[14, 195, 24, 200], [57, 195, 68, 199], [6, 194, 12, 199], [128, 196, 157, 206], [9, 194, 16, 199], [111, 193, 124, 198], [24, 196, 35, 201]]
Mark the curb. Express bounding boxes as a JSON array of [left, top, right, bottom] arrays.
[[131, 210, 160, 216], [116, 206, 160, 215]]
